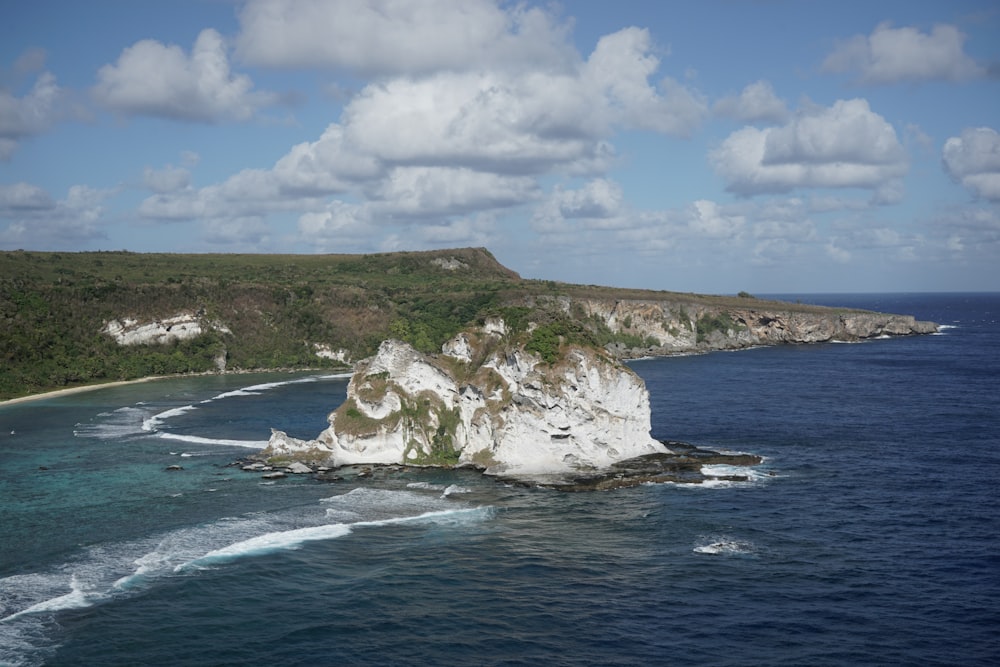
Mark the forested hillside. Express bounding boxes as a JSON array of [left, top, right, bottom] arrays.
[[1, 247, 879, 401]]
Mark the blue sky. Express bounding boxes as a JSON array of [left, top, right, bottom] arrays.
[[1, 0, 998, 293]]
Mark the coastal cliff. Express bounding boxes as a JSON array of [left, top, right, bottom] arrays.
[[264, 319, 668, 478], [567, 296, 938, 357]]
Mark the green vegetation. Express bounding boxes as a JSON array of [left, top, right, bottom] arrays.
[[0, 247, 864, 401], [695, 312, 744, 343]]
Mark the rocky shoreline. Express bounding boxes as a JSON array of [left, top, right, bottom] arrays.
[[227, 439, 763, 492]]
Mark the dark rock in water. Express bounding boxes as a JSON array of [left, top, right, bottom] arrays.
[[165, 465, 184, 472], [496, 441, 763, 491]]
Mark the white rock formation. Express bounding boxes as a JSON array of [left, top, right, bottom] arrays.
[[264, 321, 667, 476], [103, 313, 230, 346]]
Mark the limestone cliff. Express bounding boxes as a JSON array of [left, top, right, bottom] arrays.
[[263, 318, 667, 476], [565, 297, 938, 357]]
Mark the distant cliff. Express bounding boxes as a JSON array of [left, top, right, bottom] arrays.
[[568, 296, 938, 357]]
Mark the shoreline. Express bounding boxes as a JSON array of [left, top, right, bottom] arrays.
[[0, 376, 175, 407], [0, 367, 354, 408]]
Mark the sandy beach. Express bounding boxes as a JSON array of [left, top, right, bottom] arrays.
[[0, 376, 173, 408], [0, 368, 355, 408]]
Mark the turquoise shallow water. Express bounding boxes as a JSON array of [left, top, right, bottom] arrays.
[[1, 294, 998, 666]]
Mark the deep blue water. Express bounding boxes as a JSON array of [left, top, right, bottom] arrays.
[[1, 293, 998, 666]]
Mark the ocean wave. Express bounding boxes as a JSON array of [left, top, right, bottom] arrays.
[[205, 373, 350, 402], [73, 406, 155, 440], [142, 404, 197, 432], [157, 432, 268, 449], [176, 523, 355, 570], [1, 488, 490, 630], [178, 505, 490, 571]]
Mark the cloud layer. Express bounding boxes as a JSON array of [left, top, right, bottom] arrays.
[[823, 22, 988, 84], [710, 99, 908, 197]]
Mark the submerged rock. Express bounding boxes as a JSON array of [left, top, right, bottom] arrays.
[[495, 443, 763, 491]]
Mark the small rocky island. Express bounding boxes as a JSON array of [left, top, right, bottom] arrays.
[[259, 301, 936, 490]]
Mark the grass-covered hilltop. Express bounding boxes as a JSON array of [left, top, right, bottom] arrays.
[[0, 247, 936, 401]]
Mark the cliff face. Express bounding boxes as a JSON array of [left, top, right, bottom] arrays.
[[569, 297, 938, 356], [263, 318, 667, 475]]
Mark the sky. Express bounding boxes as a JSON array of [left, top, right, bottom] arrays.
[[1, 1, 998, 294]]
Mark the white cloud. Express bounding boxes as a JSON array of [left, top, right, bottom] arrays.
[[148, 21, 706, 244], [235, 0, 576, 75], [0, 184, 114, 249], [942, 127, 1000, 201], [685, 199, 744, 239], [143, 165, 192, 194], [531, 179, 630, 234], [714, 80, 789, 124], [553, 178, 624, 219], [0, 70, 62, 159], [202, 217, 271, 246], [93, 29, 275, 122], [709, 98, 908, 195], [822, 22, 987, 84], [584, 28, 707, 137], [0, 182, 56, 211], [366, 167, 540, 218], [825, 242, 852, 263]]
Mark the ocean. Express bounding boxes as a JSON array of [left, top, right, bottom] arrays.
[[1, 293, 997, 666]]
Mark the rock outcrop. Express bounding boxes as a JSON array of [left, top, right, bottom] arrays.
[[263, 318, 668, 477], [103, 312, 231, 346], [566, 297, 938, 357]]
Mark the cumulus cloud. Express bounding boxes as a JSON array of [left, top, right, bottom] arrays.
[[822, 22, 988, 84], [0, 184, 114, 249], [235, 0, 576, 75], [143, 165, 192, 194], [709, 98, 908, 196], [0, 67, 63, 159], [942, 127, 1000, 201], [367, 167, 540, 218], [93, 29, 276, 122], [0, 182, 56, 211], [714, 80, 789, 123], [685, 200, 745, 239], [531, 179, 628, 233], [143, 19, 706, 245], [584, 28, 707, 137]]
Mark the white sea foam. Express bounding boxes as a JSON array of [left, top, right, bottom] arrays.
[[693, 536, 757, 556], [206, 374, 349, 402], [700, 464, 770, 487], [1, 574, 93, 623], [73, 406, 154, 439], [442, 484, 472, 497], [157, 432, 268, 448], [1, 480, 490, 647], [142, 405, 197, 432], [177, 523, 355, 570], [406, 481, 444, 491], [177, 505, 490, 571]]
